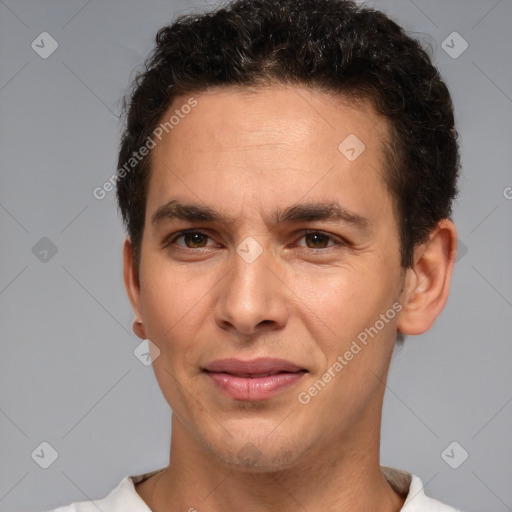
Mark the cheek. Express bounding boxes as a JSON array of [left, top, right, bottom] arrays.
[[138, 262, 201, 357], [291, 265, 380, 334], [292, 262, 400, 374], [138, 267, 207, 409], [139, 254, 205, 323]]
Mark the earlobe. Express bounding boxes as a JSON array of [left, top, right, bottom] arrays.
[[123, 238, 147, 339], [132, 319, 146, 339], [397, 219, 458, 336]]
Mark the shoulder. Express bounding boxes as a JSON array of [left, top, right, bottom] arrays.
[[381, 466, 462, 512], [46, 468, 165, 512], [402, 474, 461, 511]]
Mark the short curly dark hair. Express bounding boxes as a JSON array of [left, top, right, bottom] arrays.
[[116, 0, 459, 270]]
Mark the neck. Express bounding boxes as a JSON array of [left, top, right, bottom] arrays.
[[138, 416, 405, 512]]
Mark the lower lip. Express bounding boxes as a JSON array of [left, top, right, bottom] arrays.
[[205, 371, 306, 401]]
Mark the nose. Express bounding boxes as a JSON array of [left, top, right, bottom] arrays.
[[212, 245, 290, 336]]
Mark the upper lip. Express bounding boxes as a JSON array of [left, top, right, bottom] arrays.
[[203, 357, 306, 375]]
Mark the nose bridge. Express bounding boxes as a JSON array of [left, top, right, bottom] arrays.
[[213, 239, 289, 334], [233, 242, 273, 298]]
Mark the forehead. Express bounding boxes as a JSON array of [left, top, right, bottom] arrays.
[[158, 84, 388, 152], [146, 84, 393, 226]]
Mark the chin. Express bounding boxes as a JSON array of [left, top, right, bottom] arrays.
[[201, 431, 306, 473]]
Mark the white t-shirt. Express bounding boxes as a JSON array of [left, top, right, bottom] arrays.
[[48, 466, 461, 511]]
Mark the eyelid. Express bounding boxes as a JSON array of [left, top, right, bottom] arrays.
[[296, 229, 345, 248], [164, 229, 218, 248], [164, 228, 348, 250]]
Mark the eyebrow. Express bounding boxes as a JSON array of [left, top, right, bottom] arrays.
[[151, 199, 369, 231]]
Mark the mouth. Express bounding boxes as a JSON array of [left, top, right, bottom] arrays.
[[209, 371, 303, 378], [202, 358, 308, 401]]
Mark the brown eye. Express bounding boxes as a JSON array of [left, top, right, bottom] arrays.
[[182, 232, 209, 248], [169, 231, 212, 248], [303, 232, 333, 249]]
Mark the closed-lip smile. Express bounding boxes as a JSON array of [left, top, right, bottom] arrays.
[[203, 357, 308, 401]]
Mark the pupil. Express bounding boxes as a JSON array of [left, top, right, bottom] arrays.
[[187, 233, 205, 247], [307, 233, 327, 248]]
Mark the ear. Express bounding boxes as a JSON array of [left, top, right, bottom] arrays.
[[397, 219, 458, 335], [123, 238, 147, 339]]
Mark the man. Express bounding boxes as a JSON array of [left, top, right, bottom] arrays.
[[52, 0, 460, 510]]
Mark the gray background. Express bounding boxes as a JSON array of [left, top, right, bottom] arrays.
[[0, 0, 511, 511]]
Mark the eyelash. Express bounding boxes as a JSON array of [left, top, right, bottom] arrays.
[[163, 229, 346, 252]]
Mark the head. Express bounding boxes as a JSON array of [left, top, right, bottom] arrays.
[[118, 0, 459, 471]]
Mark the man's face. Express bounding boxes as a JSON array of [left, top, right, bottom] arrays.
[[128, 85, 405, 469]]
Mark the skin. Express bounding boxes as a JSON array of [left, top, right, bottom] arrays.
[[123, 85, 457, 512]]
